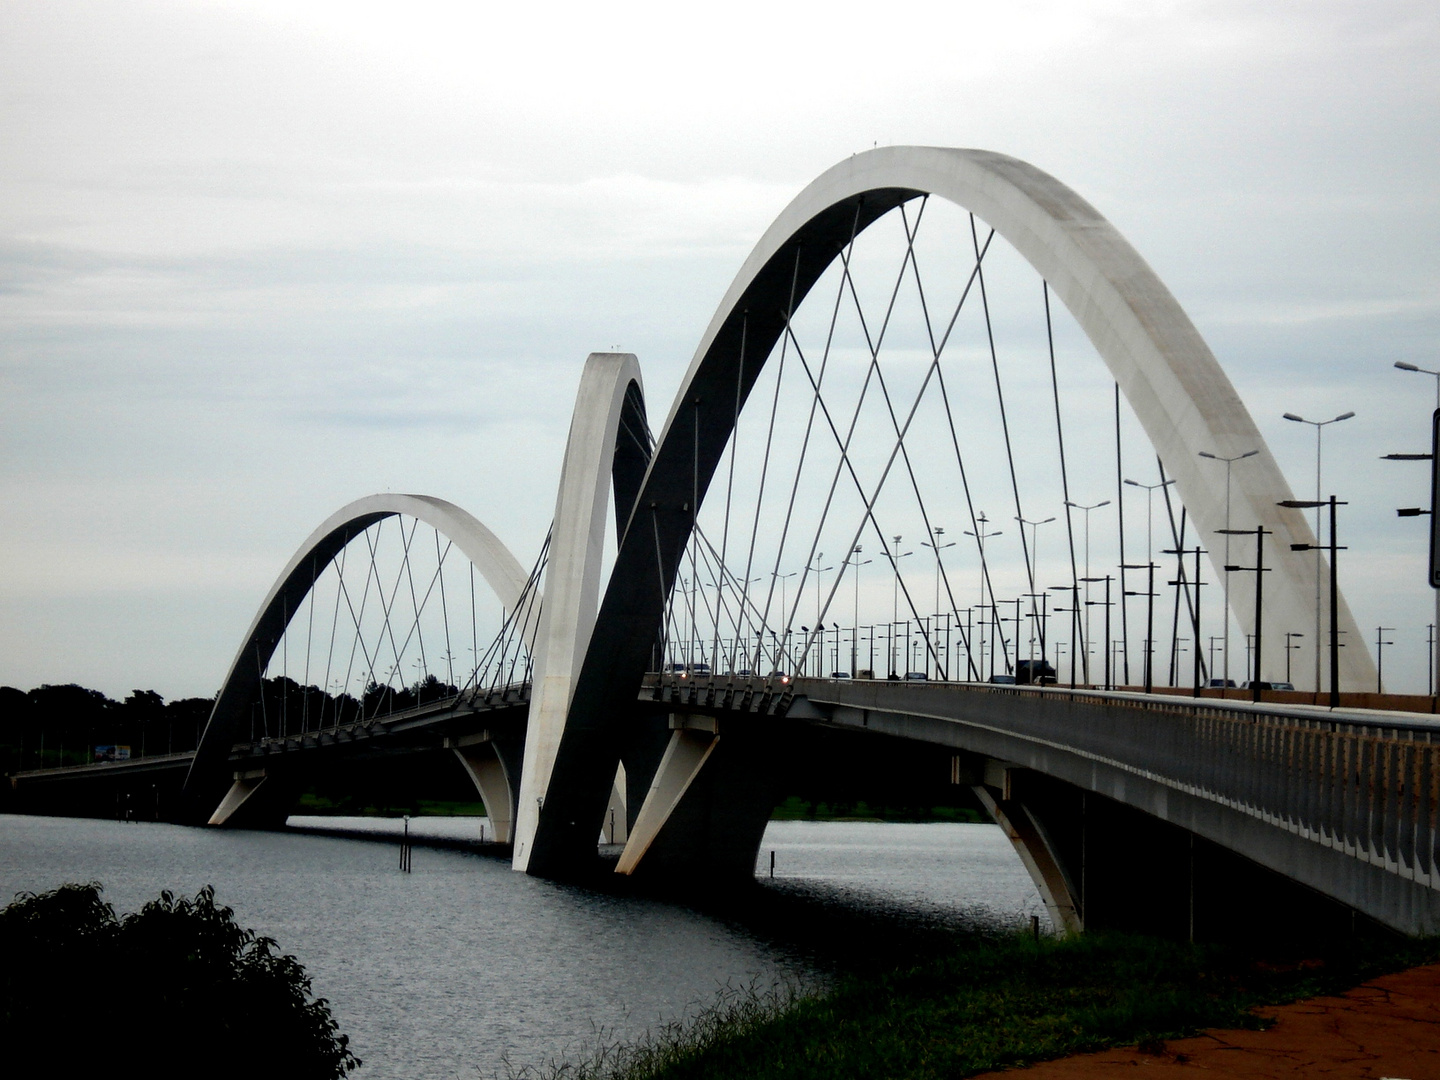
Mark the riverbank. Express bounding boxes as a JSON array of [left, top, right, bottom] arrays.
[[970, 959, 1440, 1078], [526, 930, 1440, 1080]]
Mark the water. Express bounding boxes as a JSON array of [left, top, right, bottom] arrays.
[[0, 814, 1042, 1077]]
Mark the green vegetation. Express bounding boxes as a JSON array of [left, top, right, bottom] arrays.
[[1, 882, 359, 1078], [0, 683, 215, 771], [511, 929, 1439, 1080], [296, 792, 489, 817], [769, 795, 983, 823]]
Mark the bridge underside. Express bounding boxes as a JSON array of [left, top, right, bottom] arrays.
[[618, 676, 1440, 940]]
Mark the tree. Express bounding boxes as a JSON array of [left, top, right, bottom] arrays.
[[0, 882, 359, 1078]]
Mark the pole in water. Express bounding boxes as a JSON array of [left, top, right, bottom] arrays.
[[1031, 915, 1040, 942], [769, 850, 775, 878], [400, 814, 412, 873]]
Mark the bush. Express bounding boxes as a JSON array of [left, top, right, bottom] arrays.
[[0, 882, 358, 1079]]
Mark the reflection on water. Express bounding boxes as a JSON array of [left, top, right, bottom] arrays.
[[0, 814, 1041, 1077]]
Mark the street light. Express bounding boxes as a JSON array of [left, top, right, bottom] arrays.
[[963, 517, 1001, 679], [886, 536, 914, 676], [922, 527, 955, 676], [1016, 515, 1056, 670], [1282, 410, 1355, 693], [1280, 496, 1348, 708], [1283, 632, 1304, 686], [1220, 525, 1271, 703], [1375, 626, 1395, 694], [1390, 361, 1440, 694], [1065, 499, 1110, 684], [1199, 449, 1259, 687], [845, 546, 872, 673], [1120, 564, 1157, 693], [1122, 478, 1174, 567]]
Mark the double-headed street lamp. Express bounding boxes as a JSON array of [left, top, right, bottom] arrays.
[[1198, 449, 1258, 687], [1282, 410, 1355, 692], [921, 526, 956, 644], [1218, 525, 1271, 703], [1016, 515, 1056, 667], [1390, 361, 1440, 695], [886, 536, 914, 676], [1065, 499, 1109, 684], [1120, 564, 1157, 693], [1281, 496, 1347, 707], [845, 546, 872, 673]]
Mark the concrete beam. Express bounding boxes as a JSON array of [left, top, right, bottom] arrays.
[[452, 743, 515, 844], [615, 716, 720, 875], [513, 353, 646, 873], [973, 780, 1082, 935]]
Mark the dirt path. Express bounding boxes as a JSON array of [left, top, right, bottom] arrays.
[[972, 963, 1440, 1079]]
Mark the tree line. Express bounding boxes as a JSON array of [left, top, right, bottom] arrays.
[[1, 672, 466, 773]]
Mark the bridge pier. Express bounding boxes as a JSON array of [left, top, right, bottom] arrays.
[[615, 713, 782, 884], [208, 767, 298, 829], [450, 734, 523, 844], [981, 762, 1371, 944]]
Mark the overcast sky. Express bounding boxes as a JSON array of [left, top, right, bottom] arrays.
[[2, 0, 1437, 698]]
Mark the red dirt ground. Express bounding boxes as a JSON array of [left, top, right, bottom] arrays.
[[971, 962, 1440, 1079]]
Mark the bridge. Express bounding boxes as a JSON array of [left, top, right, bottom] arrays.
[[12, 146, 1440, 939]]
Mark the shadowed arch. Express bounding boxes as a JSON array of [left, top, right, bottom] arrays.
[[522, 146, 1373, 876], [182, 493, 532, 817]]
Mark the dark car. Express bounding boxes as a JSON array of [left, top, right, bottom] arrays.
[[904, 671, 929, 681], [987, 673, 1018, 685], [1207, 678, 1237, 688], [1015, 659, 1058, 685]]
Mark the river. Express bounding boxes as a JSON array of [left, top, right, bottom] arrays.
[[0, 814, 1042, 1077]]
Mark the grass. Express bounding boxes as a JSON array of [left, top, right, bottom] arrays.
[[503, 928, 1440, 1080], [294, 794, 488, 817], [768, 797, 984, 824]]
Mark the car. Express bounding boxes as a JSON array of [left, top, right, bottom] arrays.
[[767, 671, 791, 684], [1015, 659, 1058, 685], [987, 673, 1018, 685], [904, 671, 929, 681], [1243, 680, 1295, 691], [1207, 678, 1237, 688], [829, 671, 853, 680], [690, 663, 712, 678], [856, 669, 875, 679], [735, 668, 752, 677]]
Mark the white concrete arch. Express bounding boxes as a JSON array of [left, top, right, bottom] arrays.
[[184, 493, 533, 815], [512, 353, 646, 871], [657, 146, 1373, 691]]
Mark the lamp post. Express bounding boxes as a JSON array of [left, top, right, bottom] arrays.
[[1165, 545, 1206, 696], [1220, 525, 1271, 703], [810, 553, 834, 632], [1081, 574, 1114, 689], [887, 537, 914, 676], [922, 527, 956, 623], [963, 517, 1001, 677], [1375, 626, 1395, 694], [1065, 499, 1110, 684], [1121, 564, 1158, 693], [1282, 410, 1355, 693], [921, 528, 955, 677], [1283, 496, 1347, 707], [1389, 361, 1440, 695], [1284, 632, 1304, 686], [1198, 449, 1259, 689], [1016, 515, 1056, 672], [846, 546, 872, 674], [1049, 585, 1081, 687]]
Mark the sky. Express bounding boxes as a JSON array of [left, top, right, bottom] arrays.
[[2, 0, 1438, 699]]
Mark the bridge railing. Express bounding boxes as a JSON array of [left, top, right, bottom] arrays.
[[783, 677, 1440, 896]]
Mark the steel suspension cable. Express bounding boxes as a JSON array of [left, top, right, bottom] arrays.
[[1044, 281, 1083, 685], [1115, 383, 1131, 684]]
